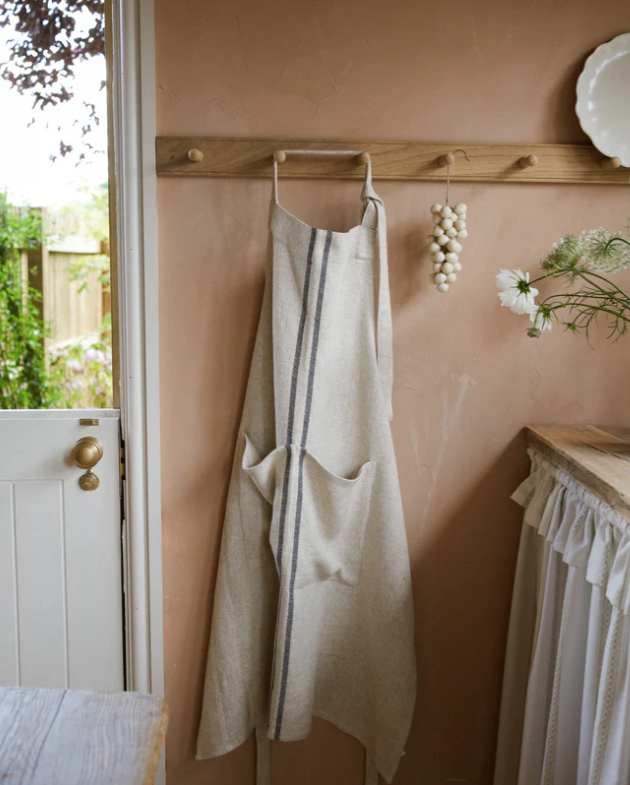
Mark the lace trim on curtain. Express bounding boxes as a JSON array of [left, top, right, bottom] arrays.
[[512, 448, 630, 615]]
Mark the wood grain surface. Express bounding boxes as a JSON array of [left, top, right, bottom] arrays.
[[0, 687, 167, 785], [156, 136, 630, 184], [526, 425, 630, 521]]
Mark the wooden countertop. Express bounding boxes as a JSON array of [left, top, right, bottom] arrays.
[[0, 687, 167, 785], [526, 426, 630, 522]]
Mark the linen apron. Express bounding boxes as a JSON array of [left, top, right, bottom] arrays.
[[197, 161, 416, 785]]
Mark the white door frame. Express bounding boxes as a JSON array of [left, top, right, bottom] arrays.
[[1, 0, 164, 773], [0, 0, 163, 761], [110, 0, 163, 706]]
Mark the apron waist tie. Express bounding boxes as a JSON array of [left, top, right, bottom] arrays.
[[256, 726, 271, 785], [257, 726, 378, 785], [365, 753, 379, 785]]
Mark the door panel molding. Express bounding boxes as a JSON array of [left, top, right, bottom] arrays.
[[109, 0, 163, 723]]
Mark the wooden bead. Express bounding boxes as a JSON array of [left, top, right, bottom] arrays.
[[442, 262, 454, 274], [356, 152, 371, 165], [441, 218, 453, 230], [432, 251, 446, 263], [601, 156, 622, 170], [437, 234, 449, 246], [435, 272, 447, 284], [446, 272, 457, 283], [429, 242, 441, 253], [445, 252, 458, 263], [437, 153, 455, 167], [446, 228, 458, 238], [431, 203, 443, 214], [440, 205, 453, 218], [188, 148, 204, 163], [518, 154, 538, 169], [454, 219, 466, 231], [273, 150, 287, 163], [432, 263, 443, 273], [437, 282, 450, 293]]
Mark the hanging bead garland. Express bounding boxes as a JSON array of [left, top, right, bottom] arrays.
[[426, 163, 468, 293]]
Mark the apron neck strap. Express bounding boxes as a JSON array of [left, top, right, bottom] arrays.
[[272, 157, 394, 420], [272, 155, 374, 205], [273, 159, 279, 204], [361, 164, 394, 421]]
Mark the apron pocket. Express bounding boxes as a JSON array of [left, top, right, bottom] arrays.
[[296, 451, 375, 589], [239, 433, 287, 565], [240, 434, 375, 587], [241, 433, 286, 504]]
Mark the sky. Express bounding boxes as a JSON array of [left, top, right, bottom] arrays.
[[0, 17, 108, 208]]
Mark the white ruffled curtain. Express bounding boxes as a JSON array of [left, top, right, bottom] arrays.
[[494, 449, 630, 785]]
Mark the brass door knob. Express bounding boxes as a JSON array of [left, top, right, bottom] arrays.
[[71, 437, 103, 491]]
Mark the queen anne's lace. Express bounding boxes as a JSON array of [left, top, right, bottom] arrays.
[[581, 227, 630, 274]]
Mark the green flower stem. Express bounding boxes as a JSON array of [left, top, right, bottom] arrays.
[[578, 269, 630, 298], [538, 297, 630, 324], [604, 237, 630, 249], [542, 290, 629, 309], [538, 289, 626, 304]]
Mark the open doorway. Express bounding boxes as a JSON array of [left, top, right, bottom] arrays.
[[0, 1, 116, 410], [0, 0, 162, 723]]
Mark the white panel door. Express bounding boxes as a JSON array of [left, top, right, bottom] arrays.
[[0, 411, 124, 691]]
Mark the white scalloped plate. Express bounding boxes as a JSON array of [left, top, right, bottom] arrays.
[[576, 33, 630, 166]]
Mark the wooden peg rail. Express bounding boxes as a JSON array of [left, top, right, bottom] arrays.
[[156, 137, 629, 185]]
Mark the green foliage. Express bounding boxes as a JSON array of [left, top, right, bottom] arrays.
[[530, 228, 630, 341], [55, 182, 110, 241], [48, 184, 113, 407], [68, 253, 110, 294], [0, 0, 106, 162], [0, 192, 63, 408], [49, 336, 112, 408], [58, 184, 111, 294]]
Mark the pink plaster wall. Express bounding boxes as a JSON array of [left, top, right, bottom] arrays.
[[156, 1, 630, 782]]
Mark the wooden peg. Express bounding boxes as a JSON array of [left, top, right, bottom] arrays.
[[356, 152, 370, 165], [273, 150, 286, 163], [188, 148, 204, 163], [601, 156, 622, 170], [518, 154, 538, 169], [437, 152, 455, 167]]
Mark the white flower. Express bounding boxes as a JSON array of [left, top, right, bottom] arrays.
[[529, 305, 553, 335], [496, 269, 539, 314], [68, 358, 83, 372]]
